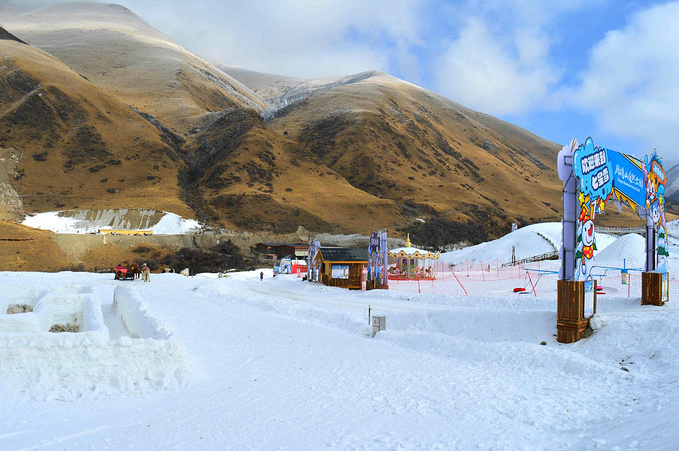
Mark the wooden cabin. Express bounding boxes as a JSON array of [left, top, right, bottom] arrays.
[[316, 247, 368, 290], [253, 242, 309, 260]]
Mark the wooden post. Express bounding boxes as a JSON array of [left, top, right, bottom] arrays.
[[557, 280, 596, 343], [641, 272, 664, 306]]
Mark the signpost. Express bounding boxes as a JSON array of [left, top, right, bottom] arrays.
[[558, 138, 670, 342]]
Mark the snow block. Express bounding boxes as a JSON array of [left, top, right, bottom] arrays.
[[113, 285, 173, 339], [32, 301, 53, 332], [37, 290, 90, 326], [0, 301, 52, 333], [83, 297, 108, 335]]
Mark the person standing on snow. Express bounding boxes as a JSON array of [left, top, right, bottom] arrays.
[[260, 271, 264, 281], [142, 263, 151, 282]]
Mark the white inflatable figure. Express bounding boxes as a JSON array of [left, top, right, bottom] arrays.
[[581, 219, 595, 275]]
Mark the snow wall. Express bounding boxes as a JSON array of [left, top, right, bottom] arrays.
[[0, 288, 188, 400], [0, 301, 52, 333], [113, 285, 174, 340]]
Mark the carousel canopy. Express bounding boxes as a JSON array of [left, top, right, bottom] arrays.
[[388, 235, 440, 260]]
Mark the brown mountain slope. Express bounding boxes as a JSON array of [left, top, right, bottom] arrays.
[[0, 2, 582, 240], [177, 107, 402, 232], [0, 40, 190, 218], [0, 4, 402, 234], [0, 221, 70, 270], [224, 68, 564, 233], [1, 2, 266, 134]]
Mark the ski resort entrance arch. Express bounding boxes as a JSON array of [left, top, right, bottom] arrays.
[[556, 137, 670, 343]]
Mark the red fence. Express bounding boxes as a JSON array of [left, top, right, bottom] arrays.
[[388, 259, 679, 298]]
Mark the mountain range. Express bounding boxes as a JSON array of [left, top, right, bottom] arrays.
[[1, 1, 663, 242]]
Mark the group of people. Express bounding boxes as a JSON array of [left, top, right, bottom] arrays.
[[115, 263, 151, 282]]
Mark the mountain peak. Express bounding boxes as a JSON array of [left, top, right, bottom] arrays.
[[0, 26, 27, 44]]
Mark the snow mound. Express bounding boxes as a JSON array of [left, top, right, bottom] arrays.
[[22, 211, 84, 233], [593, 233, 617, 256], [151, 212, 201, 235], [440, 222, 563, 265], [438, 222, 621, 266], [592, 234, 646, 268]]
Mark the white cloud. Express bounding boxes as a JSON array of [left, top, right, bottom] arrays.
[[433, 17, 561, 116], [575, 1, 679, 164], [112, 0, 424, 79]]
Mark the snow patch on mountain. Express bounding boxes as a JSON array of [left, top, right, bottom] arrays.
[[22, 209, 201, 234]]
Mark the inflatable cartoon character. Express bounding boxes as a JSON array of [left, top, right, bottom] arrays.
[[576, 193, 599, 279], [646, 170, 659, 207]]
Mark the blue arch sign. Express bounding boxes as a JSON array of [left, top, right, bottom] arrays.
[[563, 138, 668, 280]]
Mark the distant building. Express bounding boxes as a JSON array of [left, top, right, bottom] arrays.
[[253, 242, 310, 260], [315, 247, 369, 290], [98, 229, 153, 236]]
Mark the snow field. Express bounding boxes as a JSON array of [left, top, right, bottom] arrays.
[[0, 269, 678, 448], [1, 220, 679, 449]]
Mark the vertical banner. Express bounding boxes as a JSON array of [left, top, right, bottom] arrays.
[[367, 231, 388, 288], [368, 232, 379, 283], [380, 231, 389, 288], [644, 152, 669, 274], [308, 240, 320, 282]]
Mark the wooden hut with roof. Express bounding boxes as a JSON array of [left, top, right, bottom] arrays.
[[315, 247, 369, 290]]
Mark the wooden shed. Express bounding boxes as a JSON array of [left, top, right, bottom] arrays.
[[316, 247, 368, 290]]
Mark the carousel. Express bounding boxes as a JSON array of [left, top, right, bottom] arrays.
[[388, 235, 440, 280]]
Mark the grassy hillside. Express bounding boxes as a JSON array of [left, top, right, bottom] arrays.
[[224, 69, 564, 236], [0, 2, 603, 241], [0, 39, 190, 219]]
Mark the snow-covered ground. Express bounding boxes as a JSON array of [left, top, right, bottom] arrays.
[[1, 221, 679, 449]]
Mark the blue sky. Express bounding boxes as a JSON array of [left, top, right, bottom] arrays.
[[13, 0, 679, 167]]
